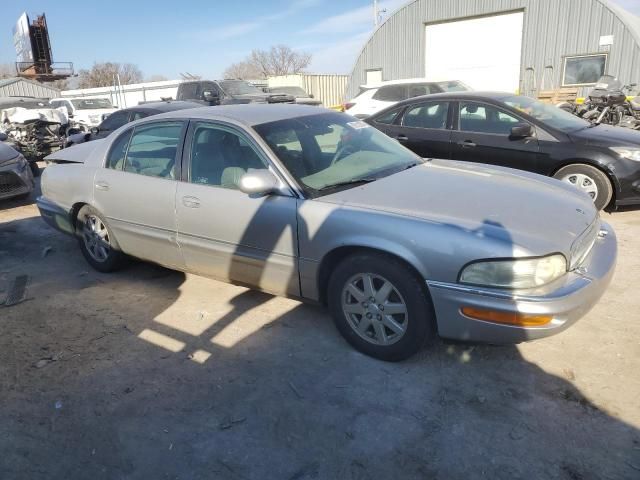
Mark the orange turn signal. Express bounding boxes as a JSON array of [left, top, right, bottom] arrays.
[[461, 307, 552, 327]]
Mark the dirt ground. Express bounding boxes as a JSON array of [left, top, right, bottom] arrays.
[[1, 179, 639, 480]]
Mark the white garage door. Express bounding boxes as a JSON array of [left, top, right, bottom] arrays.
[[425, 11, 524, 92]]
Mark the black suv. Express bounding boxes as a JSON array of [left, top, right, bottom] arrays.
[[176, 80, 295, 106]]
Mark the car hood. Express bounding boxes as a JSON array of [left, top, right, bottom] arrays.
[[568, 124, 640, 146], [0, 106, 68, 125], [319, 160, 598, 258]]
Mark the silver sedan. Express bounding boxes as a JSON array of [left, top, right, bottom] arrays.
[[37, 105, 616, 361]]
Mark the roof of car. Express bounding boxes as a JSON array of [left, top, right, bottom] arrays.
[[360, 78, 463, 88], [153, 104, 329, 126], [124, 100, 202, 113]]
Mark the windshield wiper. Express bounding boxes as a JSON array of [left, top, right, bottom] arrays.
[[317, 177, 378, 192]]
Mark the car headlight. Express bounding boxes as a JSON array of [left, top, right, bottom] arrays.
[[611, 147, 640, 161], [459, 254, 567, 289]]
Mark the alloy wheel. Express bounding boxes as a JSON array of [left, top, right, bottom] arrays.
[[82, 215, 111, 263], [341, 273, 408, 346]]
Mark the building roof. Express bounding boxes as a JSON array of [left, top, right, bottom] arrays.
[[0, 77, 59, 90], [602, 0, 640, 47]]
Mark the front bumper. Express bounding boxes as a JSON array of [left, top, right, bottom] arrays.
[[0, 163, 34, 200], [427, 222, 617, 343]]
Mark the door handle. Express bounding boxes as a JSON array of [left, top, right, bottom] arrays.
[[458, 140, 476, 148], [95, 181, 110, 191], [396, 135, 408, 142], [182, 196, 201, 208]]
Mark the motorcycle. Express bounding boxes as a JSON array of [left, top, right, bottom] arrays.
[[580, 75, 639, 128]]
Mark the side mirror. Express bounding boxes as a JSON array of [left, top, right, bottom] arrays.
[[239, 170, 279, 196], [510, 123, 534, 139], [90, 127, 99, 135], [0, 132, 7, 142], [202, 91, 220, 104]]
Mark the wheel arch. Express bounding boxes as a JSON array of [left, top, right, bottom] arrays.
[[69, 202, 89, 232], [551, 159, 619, 207], [316, 245, 432, 307]]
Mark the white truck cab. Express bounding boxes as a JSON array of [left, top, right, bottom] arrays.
[[50, 97, 118, 131]]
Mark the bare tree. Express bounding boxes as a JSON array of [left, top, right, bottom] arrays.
[[223, 45, 311, 80], [77, 62, 143, 88], [0, 63, 15, 79], [50, 78, 71, 91], [223, 61, 264, 80]]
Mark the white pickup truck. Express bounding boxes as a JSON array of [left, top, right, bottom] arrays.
[[50, 97, 118, 131]]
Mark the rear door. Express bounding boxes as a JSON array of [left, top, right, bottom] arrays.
[[92, 121, 186, 269], [383, 100, 452, 159], [450, 101, 539, 170]]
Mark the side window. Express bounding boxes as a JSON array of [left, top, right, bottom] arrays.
[[375, 107, 403, 125], [179, 83, 198, 100], [407, 84, 432, 98], [99, 111, 129, 132], [131, 111, 148, 121], [50, 100, 61, 108], [106, 129, 133, 170], [189, 124, 266, 189], [124, 122, 183, 178], [402, 102, 449, 129], [373, 85, 407, 102], [459, 103, 523, 135]]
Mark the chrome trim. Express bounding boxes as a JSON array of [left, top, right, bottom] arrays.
[[426, 279, 592, 303]]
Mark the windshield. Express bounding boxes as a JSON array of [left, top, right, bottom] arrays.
[[71, 98, 113, 110], [270, 86, 307, 96], [593, 75, 622, 91], [503, 95, 590, 132], [0, 99, 51, 110], [220, 81, 263, 96], [254, 112, 422, 197], [436, 80, 471, 92]]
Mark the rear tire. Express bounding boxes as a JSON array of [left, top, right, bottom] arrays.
[[327, 253, 434, 362], [553, 163, 613, 210], [76, 205, 126, 273]]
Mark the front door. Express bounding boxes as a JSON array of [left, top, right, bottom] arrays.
[[92, 121, 186, 269], [175, 122, 299, 296], [450, 101, 539, 171]]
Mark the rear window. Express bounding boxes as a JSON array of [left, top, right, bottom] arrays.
[[373, 85, 407, 102]]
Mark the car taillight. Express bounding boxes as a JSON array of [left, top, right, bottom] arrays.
[[343, 102, 355, 110]]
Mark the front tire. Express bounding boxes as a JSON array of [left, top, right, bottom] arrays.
[[76, 205, 125, 272], [553, 163, 613, 210], [327, 253, 435, 361]]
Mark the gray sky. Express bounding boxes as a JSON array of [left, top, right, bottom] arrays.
[[612, 0, 640, 15]]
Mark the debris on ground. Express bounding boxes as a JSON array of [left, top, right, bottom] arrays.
[[41, 246, 52, 258], [3, 274, 29, 307]]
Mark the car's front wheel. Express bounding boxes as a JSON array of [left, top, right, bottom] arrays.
[[328, 253, 435, 361], [553, 163, 613, 210], [76, 205, 125, 272]]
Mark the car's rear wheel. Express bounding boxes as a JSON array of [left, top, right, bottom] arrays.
[[553, 163, 613, 210], [76, 205, 125, 272], [327, 253, 434, 361]]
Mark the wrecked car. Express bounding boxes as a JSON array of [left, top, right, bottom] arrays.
[[50, 97, 118, 131], [0, 97, 68, 176], [0, 136, 34, 201]]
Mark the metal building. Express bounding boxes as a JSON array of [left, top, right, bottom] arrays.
[[0, 77, 60, 99], [347, 0, 640, 99]]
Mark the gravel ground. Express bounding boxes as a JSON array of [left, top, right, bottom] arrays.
[[1, 183, 639, 480]]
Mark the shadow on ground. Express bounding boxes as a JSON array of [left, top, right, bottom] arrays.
[[1, 216, 639, 480]]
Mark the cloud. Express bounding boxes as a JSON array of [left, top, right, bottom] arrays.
[[188, 0, 321, 41], [303, 0, 407, 35]]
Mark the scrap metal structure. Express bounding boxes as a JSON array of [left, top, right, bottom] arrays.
[[13, 12, 73, 82]]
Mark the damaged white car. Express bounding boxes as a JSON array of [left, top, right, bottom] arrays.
[[0, 97, 69, 176]]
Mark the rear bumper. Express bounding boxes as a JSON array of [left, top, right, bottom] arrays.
[[427, 222, 617, 343], [36, 196, 75, 235]]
